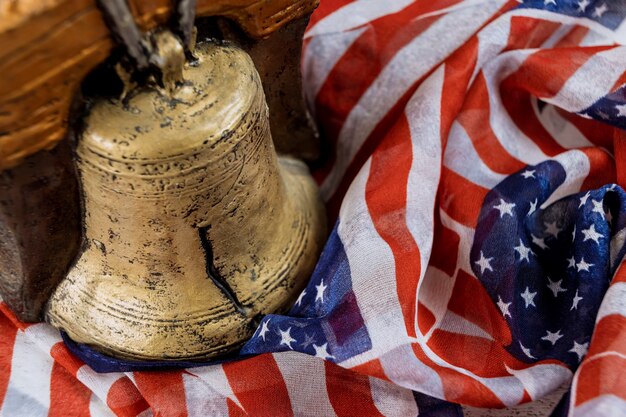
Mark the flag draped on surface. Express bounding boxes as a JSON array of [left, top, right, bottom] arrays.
[[1, 0, 626, 415]]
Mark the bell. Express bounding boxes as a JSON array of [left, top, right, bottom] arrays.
[[45, 38, 326, 360]]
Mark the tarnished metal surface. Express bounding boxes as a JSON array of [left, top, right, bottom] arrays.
[[45, 41, 326, 360]]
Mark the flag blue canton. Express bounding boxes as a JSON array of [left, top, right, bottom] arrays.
[[241, 224, 373, 362], [517, 0, 626, 30], [471, 160, 626, 369]]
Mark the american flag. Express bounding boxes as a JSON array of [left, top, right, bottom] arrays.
[[1, 0, 626, 416]]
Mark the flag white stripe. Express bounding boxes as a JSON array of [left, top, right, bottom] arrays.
[[595, 281, 626, 322], [187, 364, 243, 410], [504, 363, 572, 402], [444, 121, 507, 189], [546, 46, 626, 112], [0, 330, 53, 417], [303, 28, 366, 109], [420, 267, 458, 339], [435, 310, 494, 341], [369, 376, 418, 417], [532, 98, 596, 150], [89, 393, 116, 417], [182, 372, 229, 417], [439, 209, 476, 275], [379, 344, 445, 400], [76, 366, 127, 410], [572, 394, 626, 417], [305, 0, 415, 39], [404, 66, 446, 339], [337, 158, 409, 356], [321, 3, 505, 199], [274, 352, 338, 417]]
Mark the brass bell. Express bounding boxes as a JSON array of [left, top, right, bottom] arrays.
[[45, 38, 326, 360]]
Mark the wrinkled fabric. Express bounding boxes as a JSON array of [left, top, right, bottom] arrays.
[[1, 0, 626, 416]]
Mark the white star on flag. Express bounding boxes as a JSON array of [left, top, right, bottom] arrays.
[[567, 256, 576, 269], [541, 329, 563, 345], [528, 198, 538, 216], [577, 0, 590, 12], [576, 257, 593, 272], [591, 199, 605, 219], [547, 278, 566, 297], [593, 3, 608, 18], [579, 192, 590, 208], [313, 343, 334, 360], [616, 103, 626, 117], [531, 234, 548, 250], [544, 0, 556, 5], [258, 319, 270, 341], [301, 334, 315, 349], [519, 342, 536, 359], [497, 296, 512, 318], [514, 239, 532, 262], [520, 287, 537, 308], [279, 327, 297, 349], [569, 341, 589, 361], [494, 199, 516, 218], [475, 251, 493, 274], [544, 221, 561, 238], [571, 290, 583, 311], [295, 290, 306, 306], [315, 280, 327, 303], [521, 170, 535, 179], [581, 224, 603, 245]]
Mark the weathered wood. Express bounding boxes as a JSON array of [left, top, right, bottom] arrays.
[[0, 140, 81, 322], [0, 0, 319, 169]]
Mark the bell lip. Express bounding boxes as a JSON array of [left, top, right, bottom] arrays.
[[60, 330, 258, 371]]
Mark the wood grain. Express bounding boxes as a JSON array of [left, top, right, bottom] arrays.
[[0, 0, 318, 170]]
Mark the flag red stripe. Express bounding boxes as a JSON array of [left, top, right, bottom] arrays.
[[458, 72, 525, 174], [587, 314, 626, 358], [500, 46, 615, 158], [411, 343, 505, 407], [365, 113, 420, 338], [134, 371, 188, 417], [0, 312, 17, 407], [313, 1, 454, 186], [575, 355, 626, 406], [48, 362, 92, 417], [223, 354, 293, 417], [50, 342, 84, 376], [324, 361, 385, 417], [429, 211, 461, 277], [418, 302, 437, 335], [315, 0, 461, 145], [440, 167, 488, 228], [350, 359, 389, 382], [505, 17, 560, 51], [614, 128, 626, 189], [106, 377, 150, 417], [428, 330, 530, 378], [557, 25, 589, 48], [440, 35, 480, 148], [557, 109, 615, 149], [227, 398, 248, 417], [580, 147, 616, 191], [447, 270, 512, 344], [324, 2, 513, 213]]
